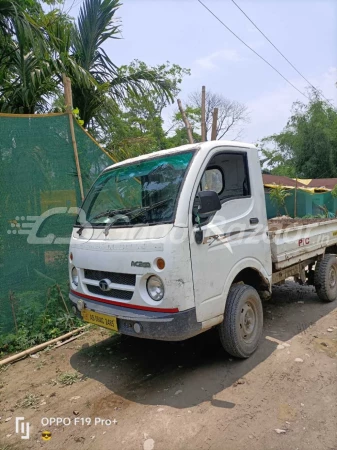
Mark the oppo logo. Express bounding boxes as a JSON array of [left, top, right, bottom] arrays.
[[131, 261, 151, 268]]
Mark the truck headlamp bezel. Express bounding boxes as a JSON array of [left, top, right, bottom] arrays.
[[146, 275, 164, 301]]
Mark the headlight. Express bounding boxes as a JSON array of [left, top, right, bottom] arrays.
[[71, 267, 79, 286], [146, 275, 164, 301]]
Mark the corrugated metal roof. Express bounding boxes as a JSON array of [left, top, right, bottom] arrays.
[[307, 178, 337, 189], [262, 174, 307, 188], [262, 175, 337, 192]]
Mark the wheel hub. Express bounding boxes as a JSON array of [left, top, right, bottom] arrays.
[[329, 267, 336, 288], [240, 301, 256, 342]]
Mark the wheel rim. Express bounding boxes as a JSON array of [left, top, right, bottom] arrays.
[[329, 266, 337, 289], [240, 300, 257, 343]]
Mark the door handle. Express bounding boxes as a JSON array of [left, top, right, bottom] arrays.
[[250, 217, 259, 225]]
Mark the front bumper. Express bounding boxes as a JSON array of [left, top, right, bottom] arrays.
[[69, 292, 201, 341]]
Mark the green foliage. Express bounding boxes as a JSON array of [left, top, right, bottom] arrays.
[[58, 371, 82, 385], [302, 214, 328, 219], [118, 60, 190, 116], [73, 107, 84, 126], [260, 90, 337, 178], [168, 105, 202, 146], [92, 61, 190, 161], [331, 184, 337, 199], [317, 204, 329, 218], [66, 0, 179, 127], [0, 0, 194, 162], [259, 143, 296, 177], [165, 127, 201, 148], [0, 0, 182, 125], [0, 283, 82, 356], [0, 364, 9, 373], [16, 393, 40, 409], [269, 186, 291, 216], [0, 0, 69, 113]]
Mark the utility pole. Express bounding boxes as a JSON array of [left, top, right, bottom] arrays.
[[201, 86, 206, 141], [177, 99, 193, 144], [211, 108, 218, 140]]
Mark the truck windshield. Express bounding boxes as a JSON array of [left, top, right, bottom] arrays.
[[77, 151, 195, 228]]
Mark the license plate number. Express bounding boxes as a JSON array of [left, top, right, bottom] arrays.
[[81, 310, 118, 331]]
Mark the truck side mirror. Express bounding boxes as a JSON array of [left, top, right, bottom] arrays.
[[197, 190, 221, 217]]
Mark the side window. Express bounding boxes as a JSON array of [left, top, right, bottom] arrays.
[[193, 151, 250, 224], [201, 152, 250, 201]]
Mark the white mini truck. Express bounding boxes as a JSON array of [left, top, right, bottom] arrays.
[[69, 141, 337, 358]]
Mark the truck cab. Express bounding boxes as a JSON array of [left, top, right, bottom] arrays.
[[69, 141, 274, 358]]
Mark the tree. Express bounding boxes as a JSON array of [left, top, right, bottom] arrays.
[[89, 61, 190, 160], [92, 61, 190, 144], [0, 1, 74, 113], [0, 0, 41, 38], [260, 91, 337, 178], [165, 105, 202, 146], [0, 21, 60, 113], [0, 0, 180, 122], [0, 0, 47, 94], [67, 0, 176, 128], [269, 186, 291, 216], [183, 90, 250, 140], [259, 141, 296, 177]]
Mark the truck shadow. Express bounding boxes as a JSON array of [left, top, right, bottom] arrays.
[[70, 282, 337, 409]]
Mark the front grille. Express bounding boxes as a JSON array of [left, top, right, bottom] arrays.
[[84, 269, 136, 286], [87, 285, 133, 300]]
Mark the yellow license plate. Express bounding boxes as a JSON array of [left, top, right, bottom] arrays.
[[81, 309, 118, 331]]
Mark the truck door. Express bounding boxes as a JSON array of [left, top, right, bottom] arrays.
[[189, 147, 271, 323]]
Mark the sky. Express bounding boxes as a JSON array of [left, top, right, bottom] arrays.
[[64, 0, 337, 144]]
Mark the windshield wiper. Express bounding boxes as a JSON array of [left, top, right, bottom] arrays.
[[128, 198, 172, 218], [76, 208, 132, 236], [91, 208, 132, 221], [103, 199, 172, 236], [77, 200, 172, 237]]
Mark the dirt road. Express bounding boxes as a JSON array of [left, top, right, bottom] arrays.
[[1, 282, 337, 450]]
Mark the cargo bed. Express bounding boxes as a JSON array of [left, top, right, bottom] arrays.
[[268, 218, 337, 270]]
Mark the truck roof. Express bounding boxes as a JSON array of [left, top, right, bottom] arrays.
[[104, 140, 257, 171]]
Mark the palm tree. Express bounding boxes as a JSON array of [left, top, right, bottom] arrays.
[[0, 23, 59, 113], [67, 0, 173, 127], [0, 0, 38, 38], [0, 0, 58, 113], [270, 185, 291, 216], [0, 0, 174, 123]]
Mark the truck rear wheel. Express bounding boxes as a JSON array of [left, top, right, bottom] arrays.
[[314, 254, 337, 302], [218, 284, 263, 359]]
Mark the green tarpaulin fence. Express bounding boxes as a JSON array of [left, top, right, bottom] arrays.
[[0, 113, 113, 335], [265, 190, 337, 219]]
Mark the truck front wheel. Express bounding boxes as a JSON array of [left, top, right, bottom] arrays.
[[218, 284, 263, 358], [314, 254, 337, 302]]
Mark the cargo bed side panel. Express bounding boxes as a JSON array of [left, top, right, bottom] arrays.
[[269, 219, 337, 270]]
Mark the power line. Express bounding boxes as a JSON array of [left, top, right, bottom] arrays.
[[230, 0, 336, 110], [197, 0, 311, 101]]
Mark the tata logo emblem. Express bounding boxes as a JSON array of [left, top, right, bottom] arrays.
[[131, 261, 151, 268], [99, 279, 111, 291]]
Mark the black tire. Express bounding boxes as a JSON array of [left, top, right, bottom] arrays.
[[218, 284, 263, 359], [314, 254, 337, 302]]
